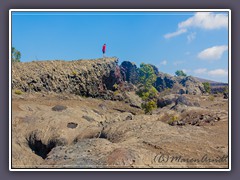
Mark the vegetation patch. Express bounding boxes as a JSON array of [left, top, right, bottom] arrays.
[[137, 63, 158, 114], [14, 89, 23, 95], [202, 82, 211, 93]]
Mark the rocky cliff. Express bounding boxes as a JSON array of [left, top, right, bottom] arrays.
[[12, 57, 121, 99], [12, 58, 205, 99]]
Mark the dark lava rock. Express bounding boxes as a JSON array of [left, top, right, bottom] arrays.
[[223, 92, 228, 99], [175, 95, 193, 106], [52, 105, 67, 112], [120, 61, 139, 84], [82, 115, 95, 122], [67, 122, 78, 129], [157, 94, 178, 108]]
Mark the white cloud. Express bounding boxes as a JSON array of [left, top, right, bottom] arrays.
[[164, 28, 187, 39], [187, 32, 196, 43], [198, 45, 228, 60], [160, 60, 167, 65], [193, 68, 228, 77], [194, 68, 208, 74], [208, 69, 228, 77], [178, 12, 228, 30], [163, 12, 228, 39]]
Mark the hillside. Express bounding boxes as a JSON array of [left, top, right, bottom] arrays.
[[194, 77, 228, 94]]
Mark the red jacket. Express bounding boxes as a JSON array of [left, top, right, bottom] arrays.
[[102, 44, 106, 52]]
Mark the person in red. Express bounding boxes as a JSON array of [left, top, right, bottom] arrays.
[[102, 43, 106, 57]]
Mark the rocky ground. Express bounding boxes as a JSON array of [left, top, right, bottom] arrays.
[[11, 58, 229, 169], [12, 92, 228, 169]]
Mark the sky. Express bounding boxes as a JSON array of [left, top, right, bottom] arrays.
[[12, 11, 229, 83]]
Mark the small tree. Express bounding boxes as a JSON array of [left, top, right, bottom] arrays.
[[202, 82, 211, 93], [137, 63, 158, 114], [12, 47, 21, 62], [139, 63, 157, 88], [175, 70, 187, 77]]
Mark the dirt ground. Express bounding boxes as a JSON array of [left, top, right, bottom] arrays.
[[11, 92, 229, 169]]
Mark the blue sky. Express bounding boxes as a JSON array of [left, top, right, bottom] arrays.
[[12, 11, 229, 83]]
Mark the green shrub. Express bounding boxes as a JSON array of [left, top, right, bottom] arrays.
[[175, 70, 187, 77], [12, 47, 21, 62], [72, 70, 77, 76], [141, 100, 157, 114], [14, 89, 23, 95], [202, 82, 211, 93], [113, 83, 118, 90], [137, 63, 159, 114], [224, 86, 228, 93], [208, 95, 214, 101], [167, 115, 179, 125], [139, 63, 157, 88], [113, 90, 120, 96], [137, 86, 158, 100]]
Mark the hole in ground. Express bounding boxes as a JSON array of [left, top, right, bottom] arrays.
[[27, 132, 66, 159], [99, 131, 108, 139]]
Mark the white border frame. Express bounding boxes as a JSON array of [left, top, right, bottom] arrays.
[[9, 9, 231, 172]]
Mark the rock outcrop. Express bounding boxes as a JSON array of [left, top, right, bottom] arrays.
[[12, 58, 206, 100], [12, 58, 122, 100], [120, 61, 139, 84], [155, 73, 205, 95], [120, 61, 205, 95]]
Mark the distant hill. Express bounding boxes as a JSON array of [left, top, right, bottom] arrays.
[[194, 77, 228, 87], [194, 77, 228, 94]]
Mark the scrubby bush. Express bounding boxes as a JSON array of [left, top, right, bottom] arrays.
[[71, 70, 77, 76], [175, 70, 187, 77], [202, 82, 211, 93], [224, 86, 228, 93], [113, 83, 119, 90], [113, 90, 120, 96], [14, 89, 23, 95], [141, 100, 157, 114], [137, 86, 158, 101], [12, 47, 21, 62], [208, 95, 215, 101], [167, 115, 179, 125]]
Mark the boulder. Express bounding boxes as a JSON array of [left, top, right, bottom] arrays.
[[154, 74, 205, 95], [154, 72, 176, 92], [157, 94, 179, 108], [223, 92, 228, 99], [179, 76, 205, 95]]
